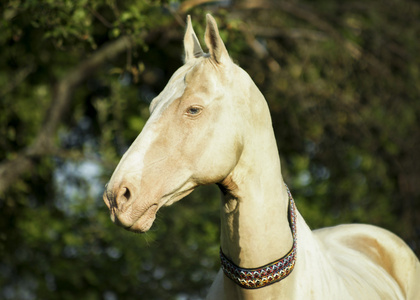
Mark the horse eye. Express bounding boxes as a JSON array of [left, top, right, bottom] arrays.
[[186, 106, 202, 116]]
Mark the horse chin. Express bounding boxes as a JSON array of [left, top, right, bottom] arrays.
[[118, 204, 158, 233], [126, 217, 155, 233]]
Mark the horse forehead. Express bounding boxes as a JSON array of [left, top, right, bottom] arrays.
[[154, 60, 221, 110], [184, 62, 225, 97], [150, 66, 189, 114], [162, 66, 191, 98]]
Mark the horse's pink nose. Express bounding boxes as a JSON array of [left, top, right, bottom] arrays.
[[116, 186, 131, 206], [103, 182, 132, 211]]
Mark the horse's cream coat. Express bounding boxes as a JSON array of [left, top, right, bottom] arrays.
[[103, 15, 420, 299]]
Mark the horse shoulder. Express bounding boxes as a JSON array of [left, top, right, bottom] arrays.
[[314, 224, 420, 299]]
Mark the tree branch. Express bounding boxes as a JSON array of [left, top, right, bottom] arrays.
[[179, 0, 223, 13], [0, 35, 133, 195], [235, 1, 362, 58], [0, 64, 36, 98]]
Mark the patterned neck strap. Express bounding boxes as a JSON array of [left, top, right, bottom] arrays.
[[220, 184, 297, 289]]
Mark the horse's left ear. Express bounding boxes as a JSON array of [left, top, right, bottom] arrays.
[[184, 15, 204, 63], [205, 14, 231, 65]]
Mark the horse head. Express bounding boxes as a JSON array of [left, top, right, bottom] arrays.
[[103, 15, 269, 233]]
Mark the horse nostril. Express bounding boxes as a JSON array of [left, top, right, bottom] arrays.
[[123, 187, 131, 202], [117, 186, 131, 206]]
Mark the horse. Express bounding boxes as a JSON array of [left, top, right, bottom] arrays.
[[103, 14, 420, 299]]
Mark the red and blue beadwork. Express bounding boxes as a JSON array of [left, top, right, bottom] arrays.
[[220, 184, 297, 289]]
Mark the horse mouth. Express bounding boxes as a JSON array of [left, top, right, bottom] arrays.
[[113, 204, 158, 233]]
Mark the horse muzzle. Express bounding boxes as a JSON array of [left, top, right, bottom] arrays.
[[102, 183, 158, 233]]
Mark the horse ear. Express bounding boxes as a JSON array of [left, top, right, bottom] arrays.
[[184, 15, 204, 63], [205, 14, 230, 65]]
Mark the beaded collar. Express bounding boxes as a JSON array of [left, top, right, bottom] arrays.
[[220, 184, 297, 289]]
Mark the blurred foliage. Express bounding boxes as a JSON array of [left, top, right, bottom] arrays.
[[0, 0, 419, 299]]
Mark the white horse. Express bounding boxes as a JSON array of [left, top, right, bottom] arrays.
[[103, 15, 420, 299]]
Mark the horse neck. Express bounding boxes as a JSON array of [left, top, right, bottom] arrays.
[[219, 86, 294, 269]]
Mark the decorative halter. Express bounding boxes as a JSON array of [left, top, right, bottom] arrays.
[[220, 184, 297, 289]]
